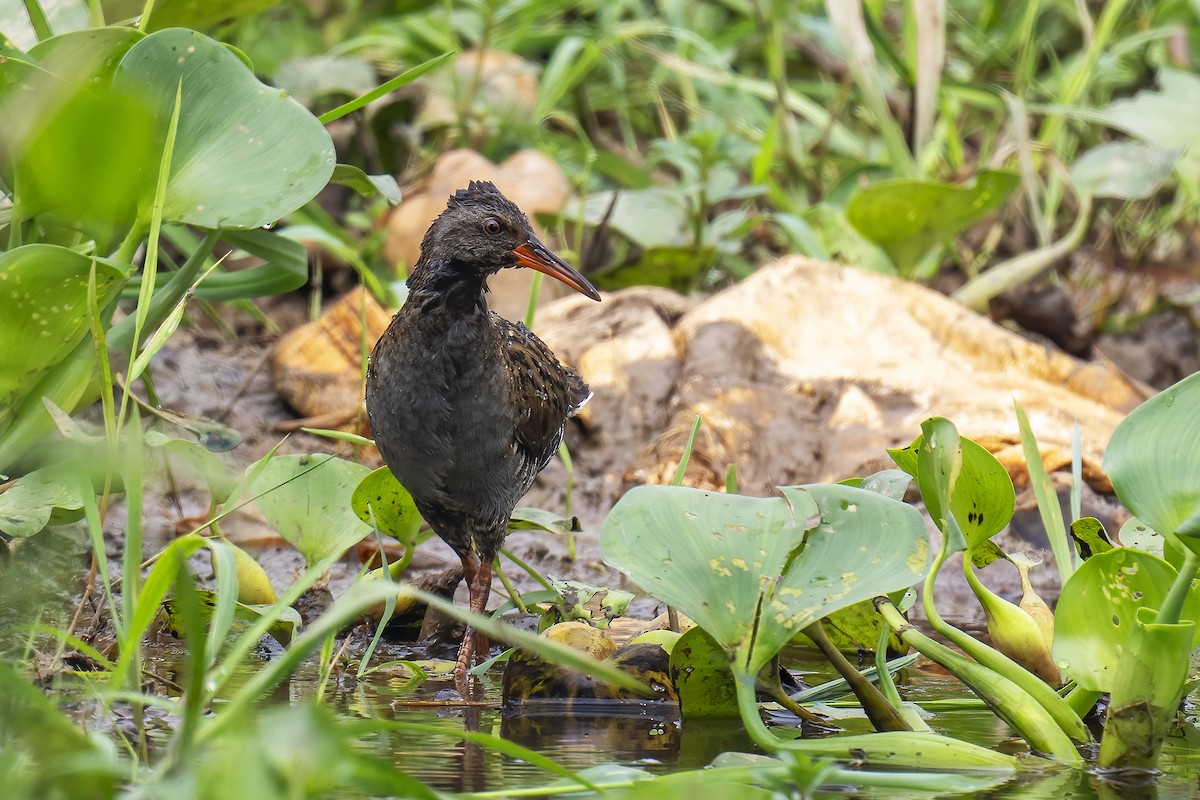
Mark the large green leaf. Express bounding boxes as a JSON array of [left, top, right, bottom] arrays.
[[111, 28, 335, 230], [600, 484, 930, 675], [120, 228, 308, 301], [1092, 69, 1200, 154], [562, 187, 690, 249], [1103, 371, 1200, 546], [1070, 142, 1179, 200], [142, 0, 282, 32], [888, 426, 1014, 552], [243, 454, 372, 567], [1053, 547, 1200, 693], [0, 462, 87, 537], [351, 466, 422, 546], [845, 170, 1018, 273], [1, 28, 151, 246], [0, 245, 130, 434]]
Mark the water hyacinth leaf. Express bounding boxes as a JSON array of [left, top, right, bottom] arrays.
[[946, 438, 1014, 550], [1070, 141, 1179, 200], [1069, 516, 1114, 560], [351, 466, 422, 546], [845, 170, 1018, 274], [1092, 69, 1200, 154], [890, 427, 1013, 553], [1053, 547, 1200, 692], [4, 29, 152, 245], [857, 468, 912, 501], [1104, 371, 1200, 550], [1118, 517, 1165, 559], [563, 186, 690, 249], [273, 55, 376, 106], [670, 627, 739, 718], [508, 507, 581, 536], [793, 598, 906, 654], [330, 164, 402, 204], [142, 0, 282, 32], [969, 539, 1007, 568], [0, 462, 87, 538], [112, 28, 335, 230], [916, 418, 959, 536], [246, 453, 372, 566], [0, 246, 131, 434], [601, 486, 806, 671], [600, 484, 929, 675]]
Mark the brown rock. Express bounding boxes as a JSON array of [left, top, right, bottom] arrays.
[[270, 287, 392, 428]]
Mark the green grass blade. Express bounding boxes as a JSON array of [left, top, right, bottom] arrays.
[[319, 52, 454, 124], [671, 415, 703, 486], [1013, 400, 1074, 582]]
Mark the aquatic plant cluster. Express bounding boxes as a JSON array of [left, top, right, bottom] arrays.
[[3, 1, 1200, 797]]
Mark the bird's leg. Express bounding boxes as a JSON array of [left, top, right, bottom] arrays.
[[454, 551, 493, 692], [469, 558, 493, 665]]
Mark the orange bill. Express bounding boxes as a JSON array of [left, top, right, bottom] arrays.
[[512, 240, 601, 301]]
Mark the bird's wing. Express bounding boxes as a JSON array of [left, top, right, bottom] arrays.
[[495, 316, 589, 471]]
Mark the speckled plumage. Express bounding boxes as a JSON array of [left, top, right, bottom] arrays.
[[364, 181, 599, 688]]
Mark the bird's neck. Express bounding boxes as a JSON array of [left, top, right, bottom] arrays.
[[407, 257, 490, 315]]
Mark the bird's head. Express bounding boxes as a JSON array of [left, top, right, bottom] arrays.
[[414, 180, 600, 302]]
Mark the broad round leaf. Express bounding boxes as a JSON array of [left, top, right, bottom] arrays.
[[669, 627, 739, 719], [245, 453, 371, 566], [351, 466, 422, 546], [845, 170, 1019, 272], [892, 426, 1013, 553], [602, 486, 804, 667], [144, 0, 282, 32], [2, 29, 151, 246], [1053, 547, 1200, 692], [1070, 141, 1179, 200], [0, 245, 130, 433], [0, 463, 87, 538], [112, 28, 335, 229], [1104, 371, 1200, 545], [600, 484, 930, 675]]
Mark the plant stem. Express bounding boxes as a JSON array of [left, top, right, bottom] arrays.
[[875, 599, 1083, 765], [764, 655, 829, 725], [1063, 684, 1100, 719], [1155, 547, 1199, 626], [802, 620, 910, 732], [493, 559, 528, 615], [922, 514, 1089, 743]]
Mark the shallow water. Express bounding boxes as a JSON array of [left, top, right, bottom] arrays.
[[179, 646, 1200, 799]]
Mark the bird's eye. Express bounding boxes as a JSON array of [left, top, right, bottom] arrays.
[[483, 218, 502, 235]]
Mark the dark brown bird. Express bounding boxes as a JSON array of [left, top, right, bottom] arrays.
[[365, 180, 600, 689]]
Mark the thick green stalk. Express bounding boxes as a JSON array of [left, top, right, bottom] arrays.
[[733, 671, 1016, 771], [1099, 608, 1195, 769], [1064, 685, 1100, 720], [875, 599, 1083, 766], [1155, 548, 1199, 626], [923, 538, 1089, 743]]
